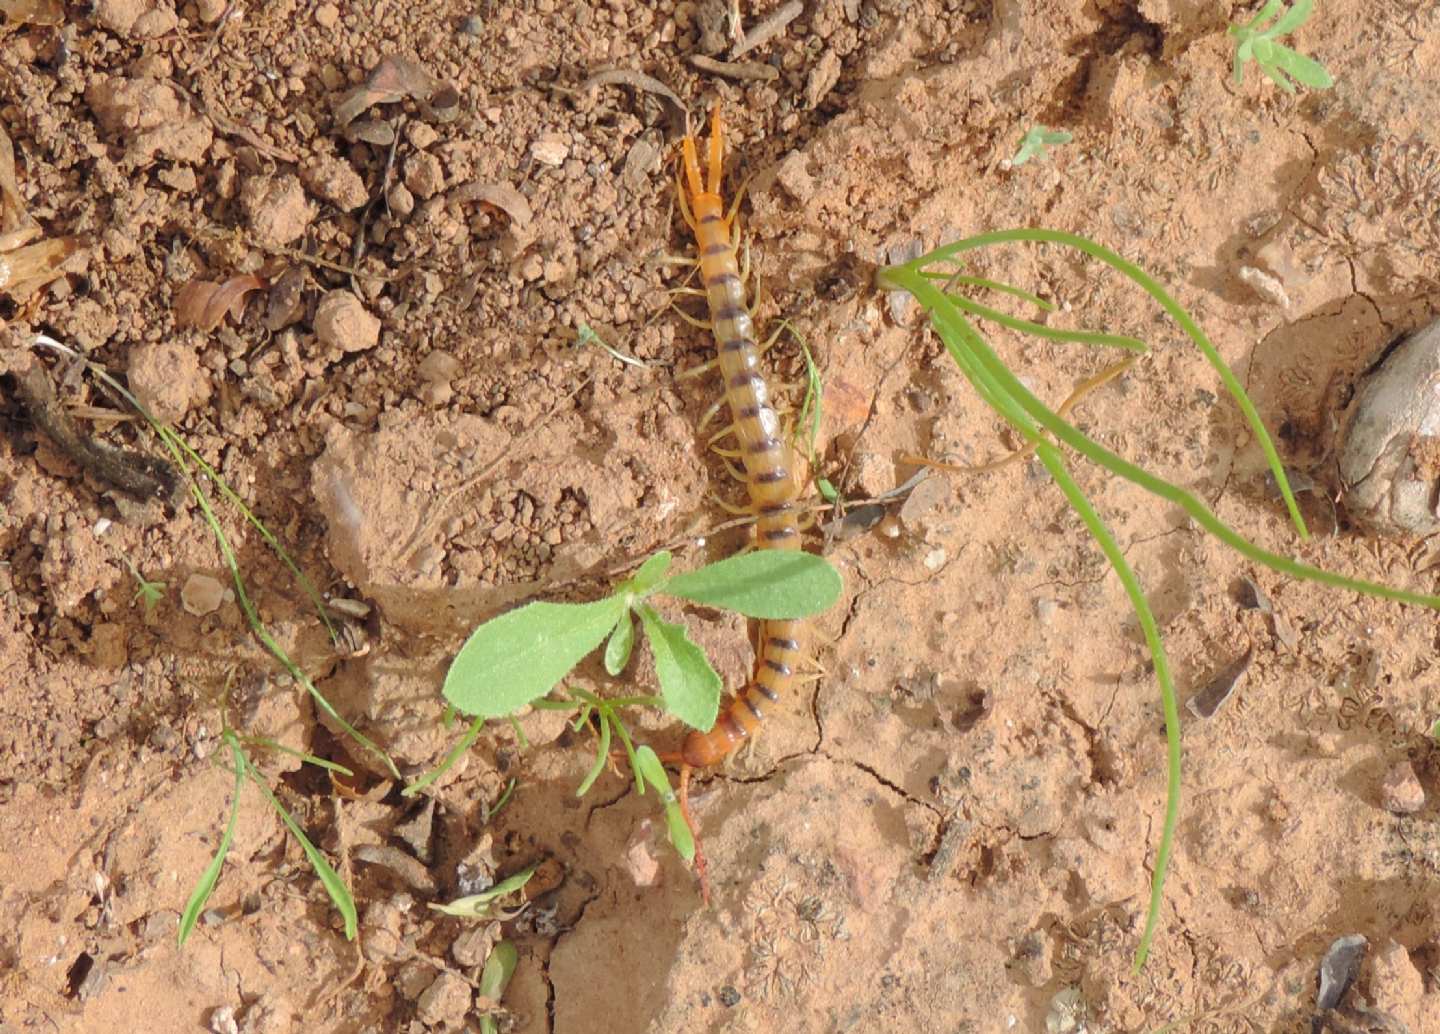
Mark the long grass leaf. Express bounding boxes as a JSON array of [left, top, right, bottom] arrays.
[[887, 229, 1311, 539], [246, 766, 358, 939], [178, 734, 247, 946]]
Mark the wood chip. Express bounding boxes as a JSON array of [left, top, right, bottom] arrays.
[[730, 0, 802, 58], [688, 54, 780, 82], [578, 68, 685, 114]]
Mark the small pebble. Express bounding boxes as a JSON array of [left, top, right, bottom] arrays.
[[459, 13, 484, 35], [1380, 761, 1425, 814], [181, 574, 226, 616]]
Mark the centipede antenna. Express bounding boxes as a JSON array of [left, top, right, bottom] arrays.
[[707, 105, 723, 195]]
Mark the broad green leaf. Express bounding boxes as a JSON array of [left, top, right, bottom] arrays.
[[604, 613, 635, 675], [634, 746, 695, 862], [627, 551, 672, 593], [178, 735, 246, 946], [444, 597, 627, 716], [662, 551, 842, 619], [249, 768, 357, 939], [637, 604, 721, 731], [1273, 47, 1333, 88]]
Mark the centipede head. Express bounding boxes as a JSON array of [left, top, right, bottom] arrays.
[[680, 105, 724, 206]]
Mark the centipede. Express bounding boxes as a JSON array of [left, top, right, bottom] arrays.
[[672, 108, 807, 820]]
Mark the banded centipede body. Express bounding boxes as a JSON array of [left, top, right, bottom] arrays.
[[676, 108, 807, 770]]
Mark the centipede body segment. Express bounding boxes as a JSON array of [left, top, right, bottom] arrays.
[[676, 108, 807, 770]]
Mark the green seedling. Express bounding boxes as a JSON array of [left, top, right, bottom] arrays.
[[443, 549, 841, 730], [877, 229, 1440, 969], [442, 548, 841, 836], [795, 336, 840, 504], [429, 864, 538, 919], [477, 940, 520, 1034], [124, 557, 166, 616], [1008, 125, 1073, 167], [1229, 0, 1334, 93], [179, 730, 356, 946], [575, 321, 651, 368]]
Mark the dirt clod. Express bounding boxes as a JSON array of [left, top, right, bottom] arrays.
[[1378, 761, 1424, 814], [416, 970, 472, 1028], [128, 339, 209, 424], [241, 175, 317, 248], [313, 289, 381, 353]]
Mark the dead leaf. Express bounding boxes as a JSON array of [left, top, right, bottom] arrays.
[[450, 181, 533, 228], [175, 275, 267, 331], [1186, 647, 1252, 719], [333, 56, 460, 128], [0, 119, 38, 234], [0, 0, 63, 27], [264, 266, 307, 331]]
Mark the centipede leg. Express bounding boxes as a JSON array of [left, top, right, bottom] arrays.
[[709, 492, 752, 516], [672, 307, 714, 331], [676, 173, 700, 234], [678, 765, 711, 904]]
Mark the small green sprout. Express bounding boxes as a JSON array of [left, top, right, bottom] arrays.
[[1008, 125, 1073, 167], [443, 549, 841, 731], [429, 865, 537, 919], [477, 941, 520, 1034], [1229, 0, 1334, 94], [124, 558, 166, 616], [575, 322, 651, 368]]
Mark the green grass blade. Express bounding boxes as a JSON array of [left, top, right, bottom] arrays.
[[922, 297, 1181, 969], [178, 733, 247, 946], [403, 714, 486, 797], [246, 765, 357, 939], [920, 271, 1055, 311], [159, 429, 338, 643], [899, 268, 1440, 609], [1033, 443, 1180, 970], [166, 450, 398, 778], [241, 737, 355, 776], [886, 229, 1310, 539], [575, 709, 612, 797], [942, 290, 1147, 352]]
